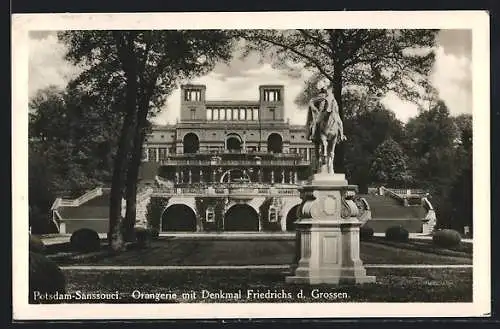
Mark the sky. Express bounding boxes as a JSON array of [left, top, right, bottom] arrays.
[[28, 30, 472, 125]]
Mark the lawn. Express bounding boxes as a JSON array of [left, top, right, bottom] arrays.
[[57, 267, 472, 303], [50, 238, 472, 266]]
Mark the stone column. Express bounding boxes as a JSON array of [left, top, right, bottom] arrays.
[[156, 148, 159, 162], [271, 170, 275, 184], [211, 169, 216, 182], [281, 169, 285, 184], [258, 169, 263, 183], [289, 170, 294, 184], [175, 170, 179, 184], [180, 171, 184, 183], [199, 169, 204, 183], [286, 173, 375, 285], [227, 170, 231, 183], [188, 170, 192, 184], [294, 171, 298, 184]]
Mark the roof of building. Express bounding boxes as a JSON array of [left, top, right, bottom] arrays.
[[358, 194, 428, 219]]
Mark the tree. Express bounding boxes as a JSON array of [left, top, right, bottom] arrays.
[[59, 30, 235, 250], [335, 89, 406, 192], [241, 29, 438, 172], [403, 101, 462, 227], [369, 138, 411, 187], [29, 85, 122, 233]]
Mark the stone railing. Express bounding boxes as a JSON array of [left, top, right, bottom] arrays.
[[158, 159, 309, 166], [51, 187, 104, 210], [152, 186, 300, 197], [384, 187, 427, 197]]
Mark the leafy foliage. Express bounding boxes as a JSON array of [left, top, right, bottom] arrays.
[[370, 138, 412, 187], [385, 226, 409, 242], [145, 197, 170, 234], [29, 85, 122, 233], [70, 228, 101, 252], [29, 252, 66, 303], [432, 229, 462, 248]]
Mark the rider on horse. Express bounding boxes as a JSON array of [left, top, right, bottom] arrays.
[[306, 88, 346, 142]]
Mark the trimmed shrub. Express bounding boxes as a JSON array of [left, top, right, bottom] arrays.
[[432, 229, 462, 248], [360, 226, 374, 241], [135, 226, 151, 248], [70, 228, 100, 253], [29, 235, 46, 254], [29, 251, 65, 303], [385, 225, 409, 242], [149, 227, 160, 239]]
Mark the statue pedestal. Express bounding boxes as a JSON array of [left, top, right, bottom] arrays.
[[286, 173, 376, 285]]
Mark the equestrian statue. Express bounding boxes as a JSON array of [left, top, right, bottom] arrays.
[[306, 87, 346, 175]]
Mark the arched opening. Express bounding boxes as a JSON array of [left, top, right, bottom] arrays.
[[286, 204, 301, 231], [226, 133, 242, 152], [267, 133, 283, 153], [161, 204, 197, 232], [220, 169, 251, 183], [224, 204, 259, 231], [183, 133, 199, 154]]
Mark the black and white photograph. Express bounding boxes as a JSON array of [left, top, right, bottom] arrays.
[[12, 11, 490, 319]]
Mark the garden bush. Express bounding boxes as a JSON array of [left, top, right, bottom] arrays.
[[29, 235, 46, 254], [149, 227, 160, 239], [385, 225, 409, 242], [135, 226, 152, 248], [29, 251, 65, 303], [145, 197, 168, 235], [432, 229, 462, 248], [360, 226, 374, 241], [70, 228, 100, 252]]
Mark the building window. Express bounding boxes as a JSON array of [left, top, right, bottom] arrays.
[[290, 147, 296, 154], [269, 108, 276, 120], [148, 148, 156, 161], [206, 108, 213, 120], [219, 108, 226, 120], [264, 90, 280, 102], [299, 148, 307, 160], [239, 108, 246, 120], [206, 206, 215, 223], [184, 89, 201, 101], [253, 108, 259, 121], [158, 148, 168, 161], [246, 108, 253, 121], [190, 109, 196, 120], [268, 205, 278, 223], [213, 109, 219, 120], [226, 108, 232, 120], [232, 109, 238, 121]]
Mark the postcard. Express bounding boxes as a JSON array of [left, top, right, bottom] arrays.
[[12, 11, 490, 320]]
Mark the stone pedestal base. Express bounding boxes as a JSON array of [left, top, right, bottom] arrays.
[[285, 174, 375, 285]]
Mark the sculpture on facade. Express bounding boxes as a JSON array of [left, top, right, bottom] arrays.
[[306, 87, 346, 174]]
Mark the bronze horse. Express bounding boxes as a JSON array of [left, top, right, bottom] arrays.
[[306, 90, 346, 174]]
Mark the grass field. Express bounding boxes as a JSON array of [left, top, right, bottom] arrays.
[[58, 267, 472, 303], [36, 238, 473, 304], [50, 238, 472, 266]]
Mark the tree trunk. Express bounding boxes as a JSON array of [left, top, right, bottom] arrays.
[[108, 41, 138, 250], [123, 96, 150, 241], [108, 106, 135, 250], [328, 29, 345, 173], [332, 69, 344, 173]]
